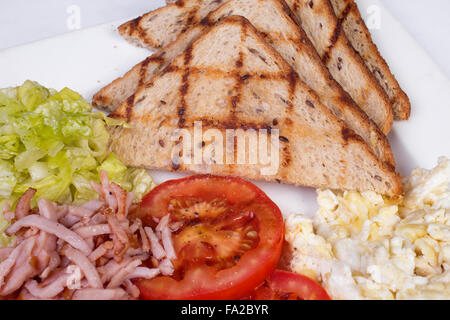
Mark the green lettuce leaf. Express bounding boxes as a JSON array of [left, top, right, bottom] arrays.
[[0, 80, 155, 211]]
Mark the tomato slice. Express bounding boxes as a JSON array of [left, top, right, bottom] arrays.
[[244, 270, 331, 300], [132, 175, 284, 300]]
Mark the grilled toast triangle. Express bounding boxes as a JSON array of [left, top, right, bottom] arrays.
[[330, 0, 411, 120], [95, 0, 396, 168], [116, 0, 393, 134], [109, 16, 402, 195], [284, 0, 393, 133]]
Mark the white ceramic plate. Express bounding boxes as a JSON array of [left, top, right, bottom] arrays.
[[0, 0, 449, 218]]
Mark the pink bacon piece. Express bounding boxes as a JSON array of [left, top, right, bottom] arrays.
[[14, 188, 36, 220], [6, 215, 92, 256]]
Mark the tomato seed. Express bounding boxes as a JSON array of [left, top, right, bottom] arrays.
[[247, 231, 258, 239]]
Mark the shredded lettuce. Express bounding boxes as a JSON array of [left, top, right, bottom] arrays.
[[0, 80, 155, 213], [98, 153, 155, 200], [0, 210, 13, 247]]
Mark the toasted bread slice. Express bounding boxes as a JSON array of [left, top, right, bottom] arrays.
[[108, 16, 402, 195], [116, 0, 393, 134], [330, 0, 411, 120], [94, 0, 395, 167], [118, 0, 226, 49], [284, 0, 393, 133], [93, 25, 205, 113]]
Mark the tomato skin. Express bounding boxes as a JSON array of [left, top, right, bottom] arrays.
[[134, 175, 285, 300], [244, 270, 331, 300], [138, 236, 283, 300]]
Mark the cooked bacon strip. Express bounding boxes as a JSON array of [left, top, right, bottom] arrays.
[[14, 188, 37, 219], [81, 200, 104, 212], [24, 226, 39, 237], [100, 171, 118, 212], [61, 246, 102, 289], [110, 183, 128, 219], [0, 248, 13, 260], [123, 279, 140, 299], [129, 219, 141, 234], [107, 215, 129, 258], [6, 215, 92, 255], [139, 226, 150, 252], [144, 227, 165, 260], [74, 224, 111, 238], [156, 214, 170, 235], [107, 216, 128, 244], [170, 221, 184, 232], [98, 258, 132, 284], [158, 258, 174, 276], [25, 272, 69, 299], [107, 259, 142, 289], [89, 213, 107, 225], [72, 288, 127, 300], [18, 288, 40, 300], [38, 199, 57, 221], [126, 267, 160, 280], [0, 171, 175, 300], [59, 214, 80, 228], [34, 230, 56, 273], [40, 252, 60, 279], [0, 236, 37, 295], [88, 241, 113, 262], [68, 206, 96, 218], [0, 239, 32, 287], [161, 225, 176, 260]]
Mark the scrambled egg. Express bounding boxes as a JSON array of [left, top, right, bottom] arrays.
[[286, 157, 450, 300]]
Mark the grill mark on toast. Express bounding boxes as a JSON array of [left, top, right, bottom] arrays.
[[337, 2, 353, 21], [287, 70, 298, 99], [184, 43, 194, 65], [125, 94, 135, 123], [229, 51, 244, 129], [227, 22, 248, 129], [279, 0, 301, 24], [322, 19, 343, 64], [178, 70, 190, 128], [341, 127, 360, 144], [181, 10, 198, 34], [200, 16, 212, 26], [227, 23, 248, 161], [137, 56, 164, 86], [160, 65, 180, 77], [137, 23, 153, 48], [178, 44, 194, 128], [280, 116, 293, 171], [127, 17, 140, 36]]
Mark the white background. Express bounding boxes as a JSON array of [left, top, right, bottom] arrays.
[[1, 0, 450, 80]]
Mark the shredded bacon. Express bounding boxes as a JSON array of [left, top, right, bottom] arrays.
[[0, 170, 173, 300], [14, 188, 37, 220]]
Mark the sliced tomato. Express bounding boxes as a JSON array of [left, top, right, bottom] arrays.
[[244, 270, 331, 300], [132, 175, 284, 300]]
